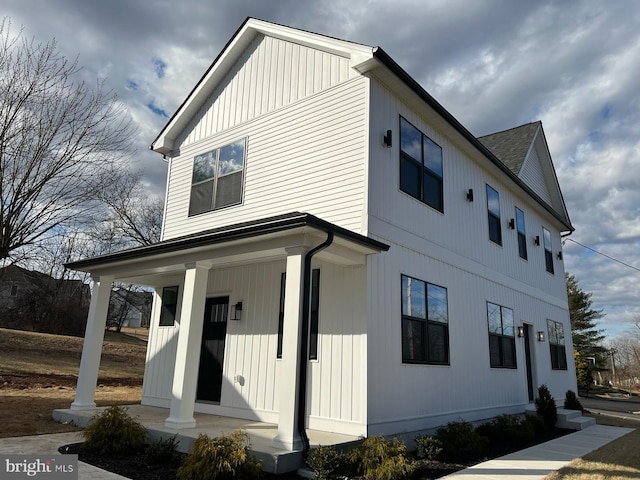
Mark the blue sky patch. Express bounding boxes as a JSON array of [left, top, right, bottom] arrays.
[[153, 58, 167, 79], [126, 80, 139, 91], [147, 100, 168, 118]]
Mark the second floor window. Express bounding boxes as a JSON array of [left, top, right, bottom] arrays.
[[516, 208, 527, 260], [486, 185, 502, 245], [189, 139, 246, 216], [400, 117, 444, 212], [543, 227, 554, 274]]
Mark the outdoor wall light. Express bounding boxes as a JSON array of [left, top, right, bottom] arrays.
[[231, 301, 243, 321], [534, 235, 540, 246], [537, 331, 545, 342], [557, 251, 563, 260], [466, 188, 474, 202], [508, 218, 515, 230], [517, 325, 525, 338], [383, 129, 392, 147]]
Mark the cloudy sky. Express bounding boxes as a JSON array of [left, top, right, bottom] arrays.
[[4, 0, 639, 340]]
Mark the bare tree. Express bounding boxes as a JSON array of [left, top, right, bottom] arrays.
[[0, 18, 136, 261]]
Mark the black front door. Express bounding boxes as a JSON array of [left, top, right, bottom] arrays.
[[524, 324, 534, 402], [197, 296, 229, 403]]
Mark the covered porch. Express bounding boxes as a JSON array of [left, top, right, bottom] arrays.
[[64, 212, 388, 460]]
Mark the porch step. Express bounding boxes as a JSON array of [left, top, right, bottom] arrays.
[[525, 406, 596, 430]]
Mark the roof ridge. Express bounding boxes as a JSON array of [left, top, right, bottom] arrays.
[[478, 120, 541, 139]]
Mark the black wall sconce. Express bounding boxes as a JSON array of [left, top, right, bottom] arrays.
[[466, 188, 474, 202], [383, 129, 392, 148], [517, 325, 525, 338], [508, 218, 515, 230], [557, 251, 563, 260], [537, 331, 545, 342], [231, 301, 243, 321], [534, 235, 540, 246]]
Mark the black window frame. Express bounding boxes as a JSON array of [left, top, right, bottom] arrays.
[[277, 268, 320, 360], [399, 116, 444, 213], [516, 207, 527, 260], [188, 138, 246, 216], [401, 274, 450, 365], [159, 285, 179, 326], [487, 302, 516, 369], [486, 184, 502, 245], [543, 227, 554, 274], [547, 319, 567, 370]]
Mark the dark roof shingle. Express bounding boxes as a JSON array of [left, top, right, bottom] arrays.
[[478, 121, 541, 175]]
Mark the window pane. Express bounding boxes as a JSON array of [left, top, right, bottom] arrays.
[[402, 318, 425, 362], [545, 250, 554, 274], [502, 337, 516, 368], [543, 228, 552, 249], [558, 346, 567, 369], [215, 171, 243, 208], [518, 232, 528, 260], [193, 150, 217, 183], [488, 214, 502, 245], [218, 140, 245, 175], [486, 185, 500, 216], [428, 323, 447, 363], [400, 155, 421, 199], [487, 302, 502, 334], [423, 170, 443, 212], [427, 284, 448, 324], [189, 180, 214, 215], [516, 208, 526, 234], [400, 117, 422, 161], [489, 334, 501, 367], [423, 136, 443, 177], [502, 307, 514, 337], [159, 286, 179, 326], [402, 275, 426, 319]]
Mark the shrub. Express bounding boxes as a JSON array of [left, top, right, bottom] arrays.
[[564, 390, 584, 412], [523, 413, 545, 433], [414, 434, 442, 460], [146, 435, 181, 465], [476, 415, 534, 445], [306, 445, 345, 480], [348, 436, 414, 480], [535, 385, 558, 428], [435, 421, 488, 461], [82, 405, 147, 455], [177, 431, 262, 480]]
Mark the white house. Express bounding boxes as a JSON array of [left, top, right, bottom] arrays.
[[66, 18, 576, 453]]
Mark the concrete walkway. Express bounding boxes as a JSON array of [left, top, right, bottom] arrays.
[[0, 424, 633, 479]]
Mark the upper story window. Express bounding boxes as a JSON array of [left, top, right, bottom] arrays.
[[159, 285, 179, 326], [487, 302, 516, 368], [516, 208, 527, 260], [399, 117, 444, 212], [547, 319, 567, 370], [189, 138, 246, 216], [401, 274, 449, 365], [543, 227, 554, 274], [486, 185, 502, 245]]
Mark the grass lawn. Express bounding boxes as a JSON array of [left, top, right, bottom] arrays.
[[0, 327, 146, 438]]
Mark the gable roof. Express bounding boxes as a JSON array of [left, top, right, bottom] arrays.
[[478, 122, 541, 175], [150, 18, 573, 232]]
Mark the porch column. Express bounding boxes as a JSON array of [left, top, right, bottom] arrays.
[[273, 246, 308, 450], [71, 274, 114, 410], [165, 262, 208, 429]]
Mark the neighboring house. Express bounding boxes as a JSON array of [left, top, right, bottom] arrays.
[[66, 18, 576, 454], [108, 288, 152, 328]]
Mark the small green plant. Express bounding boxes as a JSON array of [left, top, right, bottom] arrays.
[[476, 415, 534, 445], [414, 434, 442, 460], [177, 430, 262, 480], [306, 445, 345, 480], [82, 405, 147, 455], [523, 413, 545, 433], [564, 390, 584, 412], [435, 421, 488, 461], [348, 436, 414, 480], [535, 384, 558, 428], [146, 435, 181, 465]]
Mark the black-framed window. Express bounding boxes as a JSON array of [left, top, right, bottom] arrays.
[[400, 117, 444, 212], [486, 185, 502, 245], [159, 285, 179, 326], [189, 138, 246, 216], [516, 208, 527, 260], [487, 302, 516, 368], [547, 319, 567, 370], [543, 227, 554, 274], [277, 269, 320, 359], [401, 275, 449, 365]]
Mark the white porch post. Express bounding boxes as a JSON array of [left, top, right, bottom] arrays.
[[71, 274, 114, 410], [165, 262, 208, 429], [273, 246, 308, 450]]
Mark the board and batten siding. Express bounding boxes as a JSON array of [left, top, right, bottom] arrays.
[[519, 142, 553, 205], [162, 77, 369, 240], [178, 34, 359, 148]]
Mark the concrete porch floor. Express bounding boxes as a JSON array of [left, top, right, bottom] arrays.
[[53, 405, 360, 474]]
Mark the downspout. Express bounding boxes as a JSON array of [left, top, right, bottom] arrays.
[[297, 230, 334, 454]]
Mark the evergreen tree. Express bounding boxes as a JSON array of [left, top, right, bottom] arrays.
[[566, 273, 607, 365]]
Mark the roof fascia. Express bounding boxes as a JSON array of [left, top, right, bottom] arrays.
[[371, 47, 574, 232], [150, 18, 373, 155]]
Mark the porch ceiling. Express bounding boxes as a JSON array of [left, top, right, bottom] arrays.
[[65, 212, 389, 286]]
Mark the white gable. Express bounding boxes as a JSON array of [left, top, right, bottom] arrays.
[[519, 140, 553, 205]]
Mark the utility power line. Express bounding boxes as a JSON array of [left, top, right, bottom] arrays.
[[564, 238, 640, 273]]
